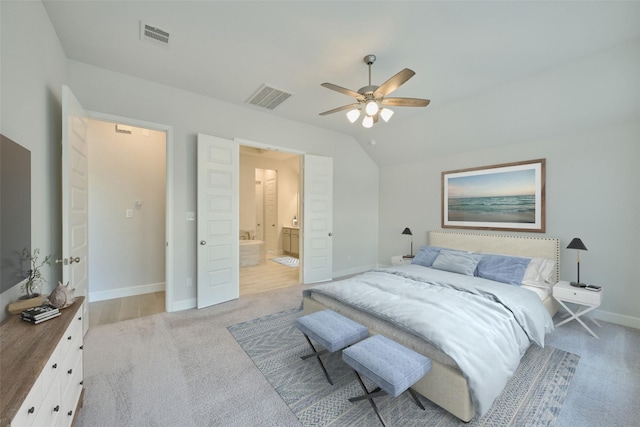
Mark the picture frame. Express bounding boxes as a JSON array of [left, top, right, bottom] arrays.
[[442, 159, 545, 232]]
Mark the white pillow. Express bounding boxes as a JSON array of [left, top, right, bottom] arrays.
[[522, 257, 555, 288]]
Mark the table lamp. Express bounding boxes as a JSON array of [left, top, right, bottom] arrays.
[[402, 227, 414, 258], [567, 238, 588, 286]]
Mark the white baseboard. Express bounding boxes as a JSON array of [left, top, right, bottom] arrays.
[[169, 298, 196, 312], [89, 282, 165, 302], [595, 309, 640, 329]]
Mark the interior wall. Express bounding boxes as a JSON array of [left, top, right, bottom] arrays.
[[0, 1, 68, 322], [239, 152, 300, 253], [66, 60, 379, 310], [87, 119, 166, 301], [379, 120, 640, 327]]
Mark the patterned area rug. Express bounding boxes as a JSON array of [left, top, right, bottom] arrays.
[[271, 256, 299, 268], [228, 308, 579, 427]]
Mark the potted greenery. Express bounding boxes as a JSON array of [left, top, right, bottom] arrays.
[[19, 248, 51, 300]]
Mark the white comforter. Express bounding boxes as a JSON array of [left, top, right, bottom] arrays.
[[303, 264, 554, 417]]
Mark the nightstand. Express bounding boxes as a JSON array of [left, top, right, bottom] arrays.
[[391, 255, 413, 266], [553, 280, 602, 338]]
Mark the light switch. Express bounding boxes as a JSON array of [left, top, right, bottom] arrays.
[[126, 209, 133, 218]]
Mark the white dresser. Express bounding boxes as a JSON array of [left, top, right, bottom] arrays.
[[1, 297, 85, 426]]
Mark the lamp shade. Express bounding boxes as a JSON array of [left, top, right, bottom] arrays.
[[567, 238, 588, 251], [401, 227, 412, 236], [346, 108, 361, 123]]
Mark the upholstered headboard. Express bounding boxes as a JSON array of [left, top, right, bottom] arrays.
[[428, 231, 560, 284]]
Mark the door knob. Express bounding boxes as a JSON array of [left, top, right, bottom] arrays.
[[200, 240, 206, 245], [55, 258, 69, 265], [69, 257, 80, 264]]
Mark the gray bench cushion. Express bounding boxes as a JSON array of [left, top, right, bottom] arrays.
[[343, 334, 432, 398], [296, 309, 368, 352]]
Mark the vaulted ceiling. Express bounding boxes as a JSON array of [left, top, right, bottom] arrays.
[[42, 1, 640, 166]]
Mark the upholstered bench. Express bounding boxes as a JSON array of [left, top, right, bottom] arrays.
[[342, 334, 432, 427], [295, 309, 368, 385]]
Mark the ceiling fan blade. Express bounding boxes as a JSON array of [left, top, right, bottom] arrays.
[[380, 97, 430, 107], [319, 103, 360, 116], [321, 82, 364, 100], [375, 68, 415, 97]]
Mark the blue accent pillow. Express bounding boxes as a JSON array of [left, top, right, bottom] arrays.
[[431, 250, 482, 276], [476, 254, 531, 285], [411, 245, 442, 267]]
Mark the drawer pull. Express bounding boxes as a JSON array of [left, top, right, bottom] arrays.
[[52, 363, 57, 369], [68, 369, 73, 375], [54, 405, 60, 412], [68, 410, 73, 416], [78, 316, 82, 320], [80, 380, 84, 385], [80, 345, 84, 350], [28, 406, 35, 414], [67, 335, 72, 340]]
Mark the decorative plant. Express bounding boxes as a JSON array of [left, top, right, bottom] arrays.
[[20, 248, 51, 299]]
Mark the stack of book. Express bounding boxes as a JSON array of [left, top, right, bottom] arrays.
[[20, 305, 61, 324]]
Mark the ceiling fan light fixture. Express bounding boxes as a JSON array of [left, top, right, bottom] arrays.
[[362, 115, 374, 128], [380, 108, 394, 122], [346, 108, 361, 123], [365, 100, 379, 116]]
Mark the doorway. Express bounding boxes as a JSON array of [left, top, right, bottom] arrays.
[[84, 112, 173, 323], [239, 145, 301, 295]]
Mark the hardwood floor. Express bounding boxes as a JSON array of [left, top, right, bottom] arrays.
[[239, 253, 300, 296], [88, 291, 166, 328], [88, 254, 300, 327]]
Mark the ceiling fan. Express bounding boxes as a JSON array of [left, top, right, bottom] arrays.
[[319, 54, 430, 128]]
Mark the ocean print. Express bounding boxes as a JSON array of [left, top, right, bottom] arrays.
[[447, 169, 537, 223]]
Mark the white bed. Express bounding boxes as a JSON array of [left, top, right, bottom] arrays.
[[302, 231, 560, 422]]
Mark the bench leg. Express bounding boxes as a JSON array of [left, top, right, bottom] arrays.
[[349, 370, 388, 427], [300, 334, 333, 385], [408, 388, 425, 410]]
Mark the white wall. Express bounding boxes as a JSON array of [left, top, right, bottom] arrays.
[[66, 60, 380, 310], [0, 1, 68, 322], [87, 119, 166, 300]]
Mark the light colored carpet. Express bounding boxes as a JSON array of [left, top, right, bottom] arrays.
[[228, 308, 580, 426], [271, 256, 299, 268]]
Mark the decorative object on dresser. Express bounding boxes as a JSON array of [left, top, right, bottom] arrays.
[[48, 281, 76, 309], [442, 159, 546, 232], [553, 280, 602, 338], [20, 305, 61, 324], [0, 297, 85, 426], [401, 227, 414, 258], [20, 248, 51, 300], [566, 237, 588, 286]]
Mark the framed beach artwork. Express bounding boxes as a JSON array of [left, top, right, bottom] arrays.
[[442, 159, 545, 232]]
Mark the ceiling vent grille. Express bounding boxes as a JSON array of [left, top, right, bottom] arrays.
[[246, 84, 292, 110], [140, 21, 170, 46]]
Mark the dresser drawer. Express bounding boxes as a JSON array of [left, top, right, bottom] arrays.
[[12, 375, 42, 427]]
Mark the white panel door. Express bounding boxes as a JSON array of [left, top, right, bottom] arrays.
[[303, 154, 333, 283], [264, 169, 278, 253], [61, 85, 89, 335], [197, 134, 239, 309]]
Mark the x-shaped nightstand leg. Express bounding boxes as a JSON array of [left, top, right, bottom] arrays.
[[555, 300, 600, 338]]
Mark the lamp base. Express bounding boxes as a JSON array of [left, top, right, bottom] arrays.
[[570, 281, 587, 288]]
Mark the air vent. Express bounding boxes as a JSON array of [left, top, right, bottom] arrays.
[[246, 84, 292, 110], [140, 21, 170, 46]]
